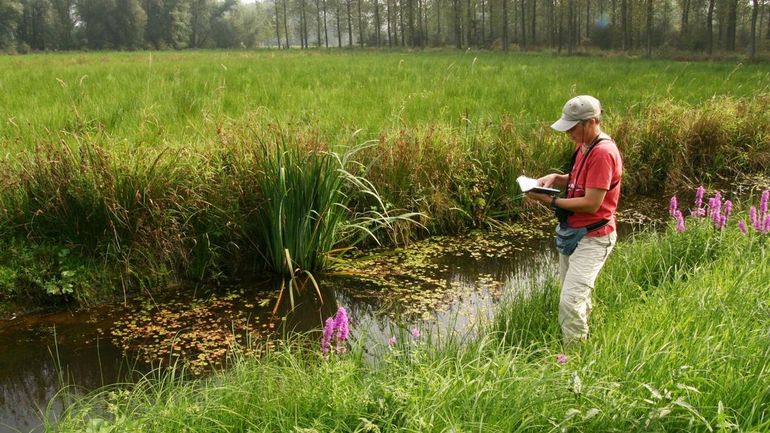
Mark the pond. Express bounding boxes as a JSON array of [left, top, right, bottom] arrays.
[[0, 201, 666, 433]]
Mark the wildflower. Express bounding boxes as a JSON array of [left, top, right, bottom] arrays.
[[410, 327, 421, 339], [764, 215, 770, 234], [761, 190, 769, 219], [556, 354, 568, 364], [669, 196, 678, 216], [674, 210, 686, 232], [724, 200, 732, 218], [750, 206, 759, 230], [388, 336, 397, 347], [321, 317, 335, 354], [695, 186, 705, 210], [334, 307, 350, 342], [320, 306, 351, 354], [738, 220, 747, 234]]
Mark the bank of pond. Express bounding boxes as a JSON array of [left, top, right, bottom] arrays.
[[1, 186, 769, 432]]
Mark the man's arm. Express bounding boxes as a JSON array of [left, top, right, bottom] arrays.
[[527, 187, 607, 213]]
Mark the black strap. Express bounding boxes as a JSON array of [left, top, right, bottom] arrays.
[[564, 134, 615, 233], [585, 218, 610, 233]]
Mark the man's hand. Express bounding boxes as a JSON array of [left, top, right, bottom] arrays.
[[526, 191, 553, 206]]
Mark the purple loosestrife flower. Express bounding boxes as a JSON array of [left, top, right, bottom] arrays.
[[724, 200, 732, 218], [695, 186, 705, 210], [388, 336, 397, 347], [675, 211, 686, 232], [410, 327, 421, 339], [764, 215, 770, 234], [334, 307, 350, 343], [761, 190, 769, 219], [719, 215, 727, 230], [321, 317, 335, 354], [669, 196, 679, 216], [739, 220, 747, 234], [750, 206, 759, 230], [556, 354, 568, 364]]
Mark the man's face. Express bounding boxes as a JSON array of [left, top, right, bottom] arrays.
[[565, 119, 594, 143]]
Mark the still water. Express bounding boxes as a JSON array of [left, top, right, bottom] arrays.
[[1, 203, 662, 432]]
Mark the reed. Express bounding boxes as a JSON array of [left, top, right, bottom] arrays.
[[50, 211, 770, 432]]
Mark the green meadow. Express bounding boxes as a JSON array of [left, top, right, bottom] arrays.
[[2, 50, 770, 150], [1, 50, 769, 305]]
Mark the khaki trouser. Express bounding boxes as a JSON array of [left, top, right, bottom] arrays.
[[558, 231, 617, 345]]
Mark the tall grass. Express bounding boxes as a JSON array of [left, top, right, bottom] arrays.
[[2, 51, 770, 151], [2, 51, 770, 303], [50, 204, 770, 432]]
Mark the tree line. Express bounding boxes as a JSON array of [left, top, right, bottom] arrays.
[[1, 0, 769, 58]]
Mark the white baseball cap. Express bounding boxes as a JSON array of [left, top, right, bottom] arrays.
[[550, 95, 602, 132]]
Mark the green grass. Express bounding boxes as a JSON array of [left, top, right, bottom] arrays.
[[49, 205, 770, 432], [2, 50, 770, 304], [2, 50, 770, 150]]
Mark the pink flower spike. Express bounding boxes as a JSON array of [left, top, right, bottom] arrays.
[[724, 200, 732, 218], [321, 317, 335, 354], [410, 327, 421, 339], [669, 196, 678, 216], [388, 336, 397, 347], [695, 186, 705, 209], [738, 220, 747, 234], [676, 213, 686, 232], [556, 354, 568, 364], [334, 307, 350, 342]]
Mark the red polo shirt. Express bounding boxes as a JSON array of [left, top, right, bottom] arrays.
[[566, 135, 623, 237]]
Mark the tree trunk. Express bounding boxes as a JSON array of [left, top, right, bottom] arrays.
[[454, 0, 462, 47], [323, 0, 329, 47], [750, 0, 759, 59], [531, 0, 536, 44], [480, 0, 485, 45], [387, 0, 393, 46], [357, 0, 364, 47], [275, 0, 282, 48], [646, 0, 652, 57], [706, 0, 715, 54], [726, 0, 737, 51], [316, 0, 322, 47], [620, 0, 627, 50], [467, 0, 473, 46], [520, 0, 527, 48], [502, 0, 509, 50], [336, 1, 343, 47], [437, 0, 443, 45], [347, 0, 353, 46], [680, 0, 689, 39], [374, 0, 381, 46], [283, 0, 290, 48]]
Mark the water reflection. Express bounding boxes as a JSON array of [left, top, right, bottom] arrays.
[[0, 212, 652, 432]]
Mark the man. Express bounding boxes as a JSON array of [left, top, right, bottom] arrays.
[[526, 95, 623, 345]]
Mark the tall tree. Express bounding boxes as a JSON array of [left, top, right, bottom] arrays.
[[274, 0, 281, 47], [501, 0, 507, 50], [19, 0, 55, 50], [520, 0, 526, 48], [706, 0, 715, 54], [0, 0, 23, 49], [346, 0, 352, 46], [749, 0, 759, 59], [356, 0, 362, 47], [725, 0, 737, 51]]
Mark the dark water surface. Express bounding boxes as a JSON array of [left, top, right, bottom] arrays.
[[0, 201, 670, 432]]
